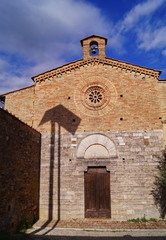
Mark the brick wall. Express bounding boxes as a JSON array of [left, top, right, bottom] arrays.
[[4, 85, 34, 127], [33, 63, 162, 133], [0, 108, 41, 232]]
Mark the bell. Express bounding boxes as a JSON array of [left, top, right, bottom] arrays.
[[92, 48, 97, 54], [91, 47, 97, 54]]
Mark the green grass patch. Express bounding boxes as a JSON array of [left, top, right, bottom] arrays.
[[128, 217, 157, 222]]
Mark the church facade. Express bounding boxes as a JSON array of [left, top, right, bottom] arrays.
[[1, 35, 166, 221]]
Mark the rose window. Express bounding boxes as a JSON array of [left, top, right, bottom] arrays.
[[84, 86, 106, 108], [88, 89, 103, 103]]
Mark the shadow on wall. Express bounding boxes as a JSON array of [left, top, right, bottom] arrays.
[[151, 150, 166, 219], [38, 104, 81, 230]]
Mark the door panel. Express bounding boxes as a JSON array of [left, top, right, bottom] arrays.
[[84, 167, 111, 218]]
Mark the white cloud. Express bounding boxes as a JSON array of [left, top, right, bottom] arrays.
[[0, 0, 111, 62], [120, 0, 165, 32], [110, 0, 166, 52], [162, 49, 166, 56], [138, 26, 166, 51], [0, 0, 112, 94]]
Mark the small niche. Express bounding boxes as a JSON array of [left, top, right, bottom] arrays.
[[120, 118, 123, 121], [120, 94, 123, 97], [72, 119, 76, 122], [8, 205, 11, 212], [68, 97, 71, 100]]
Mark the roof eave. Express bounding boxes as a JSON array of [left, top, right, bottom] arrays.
[[0, 85, 34, 97], [80, 34, 108, 46], [31, 58, 83, 81]]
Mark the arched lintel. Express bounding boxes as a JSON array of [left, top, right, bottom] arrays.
[[90, 41, 98, 47], [76, 133, 117, 159]]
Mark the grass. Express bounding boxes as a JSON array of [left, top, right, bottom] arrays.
[[128, 217, 157, 222]]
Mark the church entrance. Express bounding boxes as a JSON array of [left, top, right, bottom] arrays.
[[84, 167, 111, 218]]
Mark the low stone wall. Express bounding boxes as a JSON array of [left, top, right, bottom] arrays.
[[0, 108, 41, 232]]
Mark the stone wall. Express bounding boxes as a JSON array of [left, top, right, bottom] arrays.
[[159, 81, 166, 147], [0, 108, 41, 232], [39, 129, 163, 221]]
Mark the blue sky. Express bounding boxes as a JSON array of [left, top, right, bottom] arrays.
[[0, 0, 166, 95]]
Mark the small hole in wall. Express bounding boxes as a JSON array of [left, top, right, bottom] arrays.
[[122, 158, 125, 161], [120, 118, 123, 121], [8, 205, 11, 212], [69, 159, 72, 162], [159, 117, 162, 119], [72, 119, 76, 122], [68, 97, 71, 99], [120, 94, 123, 97]]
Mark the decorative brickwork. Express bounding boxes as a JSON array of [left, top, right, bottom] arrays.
[[32, 57, 161, 83]]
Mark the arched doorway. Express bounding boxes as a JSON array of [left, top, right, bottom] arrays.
[[77, 134, 117, 218]]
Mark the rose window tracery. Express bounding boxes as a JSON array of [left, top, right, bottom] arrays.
[[84, 86, 106, 109], [74, 76, 118, 116], [85, 86, 106, 108]]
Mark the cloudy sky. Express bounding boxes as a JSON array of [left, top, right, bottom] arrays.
[[0, 0, 166, 95]]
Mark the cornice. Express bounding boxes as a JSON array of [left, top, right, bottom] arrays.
[[32, 57, 161, 83], [0, 85, 34, 97]]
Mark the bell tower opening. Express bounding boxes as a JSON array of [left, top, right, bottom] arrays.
[[80, 34, 108, 60], [90, 41, 99, 56]]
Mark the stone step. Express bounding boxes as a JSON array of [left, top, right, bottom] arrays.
[[33, 219, 166, 230]]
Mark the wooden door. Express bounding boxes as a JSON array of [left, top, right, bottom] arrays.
[[84, 167, 111, 218]]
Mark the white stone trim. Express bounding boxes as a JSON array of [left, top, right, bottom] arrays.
[[77, 134, 117, 158]]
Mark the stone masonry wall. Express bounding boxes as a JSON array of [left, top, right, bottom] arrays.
[[33, 62, 164, 221], [39, 129, 163, 221], [159, 81, 166, 147], [0, 108, 41, 232]]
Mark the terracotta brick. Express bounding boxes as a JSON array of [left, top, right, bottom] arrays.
[[1, 35, 166, 222]]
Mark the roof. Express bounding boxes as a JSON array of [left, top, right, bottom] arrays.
[[80, 34, 108, 46], [31, 57, 162, 83], [0, 85, 34, 98], [159, 78, 166, 81], [0, 56, 162, 97]]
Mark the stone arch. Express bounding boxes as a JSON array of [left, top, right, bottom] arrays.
[[77, 134, 117, 159], [84, 144, 109, 159], [90, 41, 99, 56]]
